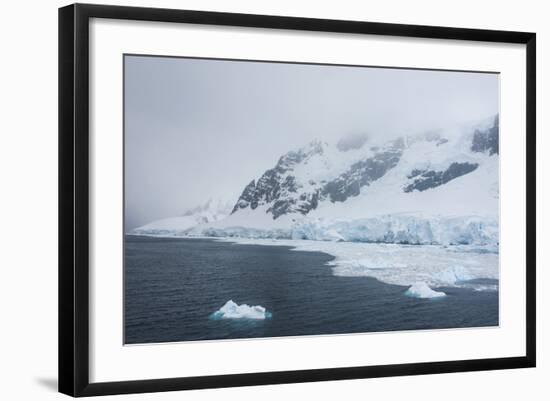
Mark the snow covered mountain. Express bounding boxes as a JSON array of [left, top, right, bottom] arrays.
[[135, 115, 499, 246], [230, 116, 498, 220], [132, 199, 233, 236]]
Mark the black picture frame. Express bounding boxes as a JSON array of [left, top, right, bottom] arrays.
[[59, 3, 536, 397]]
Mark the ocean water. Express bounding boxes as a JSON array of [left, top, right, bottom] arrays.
[[124, 236, 498, 344]]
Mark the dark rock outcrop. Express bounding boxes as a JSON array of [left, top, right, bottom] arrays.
[[471, 115, 499, 155], [321, 146, 402, 202], [404, 162, 479, 192]]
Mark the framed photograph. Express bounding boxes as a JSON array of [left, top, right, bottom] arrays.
[[59, 3, 536, 397]]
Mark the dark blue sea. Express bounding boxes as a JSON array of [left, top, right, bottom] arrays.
[[124, 235, 498, 344]]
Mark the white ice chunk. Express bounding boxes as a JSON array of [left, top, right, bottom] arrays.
[[405, 282, 446, 298], [211, 300, 272, 320]]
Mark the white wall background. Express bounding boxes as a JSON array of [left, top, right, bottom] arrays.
[[0, 0, 547, 399]]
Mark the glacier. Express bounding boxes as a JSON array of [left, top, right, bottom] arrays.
[[187, 213, 498, 247], [290, 214, 498, 246], [210, 300, 272, 320]]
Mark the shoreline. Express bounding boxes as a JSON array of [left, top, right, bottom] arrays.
[[126, 234, 499, 294]]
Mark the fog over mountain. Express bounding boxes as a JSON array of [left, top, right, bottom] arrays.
[[124, 55, 498, 229], [134, 115, 499, 247]]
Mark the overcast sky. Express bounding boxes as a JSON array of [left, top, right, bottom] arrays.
[[124, 55, 499, 229]]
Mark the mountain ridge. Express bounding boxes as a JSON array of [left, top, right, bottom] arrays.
[[229, 115, 498, 221], [133, 115, 499, 246]]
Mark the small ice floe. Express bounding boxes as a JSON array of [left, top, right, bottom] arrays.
[[405, 282, 446, 299], [433, 265, 474, 285], [211, 300, 272, 320]]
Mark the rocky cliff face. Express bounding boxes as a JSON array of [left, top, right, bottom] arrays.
[[231, 139, 405, 219], [231, 141, 324, 218]]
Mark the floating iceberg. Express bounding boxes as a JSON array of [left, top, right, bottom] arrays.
[[405, 282, 446, 298], [211, 300, 272, 320]]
